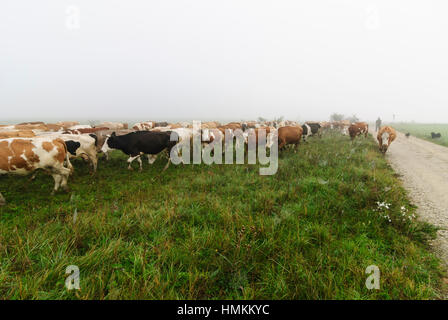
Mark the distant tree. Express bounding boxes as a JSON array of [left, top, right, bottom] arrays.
[[257, 116, 267, 122], [330, 113, 344, 122], [346, 114, 359, 123]]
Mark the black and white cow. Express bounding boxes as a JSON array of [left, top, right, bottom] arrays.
[[101, 131, 179, 171], [301, 122, 321, 142]]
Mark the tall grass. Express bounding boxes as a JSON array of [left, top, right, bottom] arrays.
[[0, 132, 444, 299]]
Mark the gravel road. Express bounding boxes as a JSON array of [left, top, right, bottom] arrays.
[[374, 129, 448, 266]]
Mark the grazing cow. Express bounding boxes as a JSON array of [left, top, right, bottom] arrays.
[[13, 124, 48, 132], [133, 121, 155, 131], [431, 132, 442, 139], [17, 121, 45, 125], [0, 137, 72, 205], [37, 133, 98, 172], [168, 123, 186, 129], [0, 130, 35, 139], [68, 125, 92, 130], [302, 122, 321, 142], [377, 126, 397, 154], [96, 122, 128, 130], [45, 124, 65, 132], [405, 133, 411, 138], [320, 121, 332, 131], [154, 122, 169, 128], [64, 127, 109, 135], [56, 121, 80, 129], [201, 122, 220, 129], [277, 126, 303, 150], [348, 122, 369, 140], [101, 131, 179, 171]]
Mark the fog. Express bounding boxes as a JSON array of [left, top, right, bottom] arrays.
[[1, 1, 448, 123]]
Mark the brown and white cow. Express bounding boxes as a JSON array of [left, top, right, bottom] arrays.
[[0, 130, 36, 139], [56, 121, 80, 129], [63, 127, 109, 135], [0, 137, 72, 205], [37, 133, 98, 172], [96, 122, 128, 130], [133, 121, 155, 131], [377, 126, 397, 154], [348, 122, 369, 140]]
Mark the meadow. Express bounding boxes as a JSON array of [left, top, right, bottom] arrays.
[[393, 123, 448, 147], [0, 131, 445, 299]]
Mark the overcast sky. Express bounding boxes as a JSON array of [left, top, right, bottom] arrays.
[[1, 0, 447, 123]]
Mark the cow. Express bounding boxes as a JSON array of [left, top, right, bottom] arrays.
[[431, 132, 442, 139], [348, 122, 369, 140], [0, 137, 72, 205], [68, 125, 92, 130], [302, 122, 321, 142], [37, 133, 98, 172], [90, 129, 136, 159], [201, 122, 220, 129], [0, 130, 35, 139], [96, 122, 129, 130], [12, 124, 48, 132], [17, 121, 45, 125], [45, 124, 65, 132], [101, 131, 179, 171], [154, 122, 169, 128], [277, 126, 303, 150], [133, 121, 155, 131], [377, 126, 397, 154], [56, 121, 80, 129], [63, 127, 109, 135], [320, 121, 332, 131]]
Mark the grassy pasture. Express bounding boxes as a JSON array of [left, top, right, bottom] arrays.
[[0, 131, 444, 299], [393, 123, 448, 147]]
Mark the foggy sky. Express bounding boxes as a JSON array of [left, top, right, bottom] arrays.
[[1, 1, 448, 123]]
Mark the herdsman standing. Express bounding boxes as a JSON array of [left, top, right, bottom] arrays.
[[375, 117, 382, 132]]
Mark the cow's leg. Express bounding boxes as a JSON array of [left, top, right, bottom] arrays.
[[147, 154, 158, 164], [278, 138, 286, 150], [137, 156, 143, 171], [57, 166, 71, 192], [88, 152, 98, 173], [0, 192, 5, 206], [163, 158, 171, 171], [51, 174, 62, 195], [105, 151, 110, 161], [127, 155, 140, 170]]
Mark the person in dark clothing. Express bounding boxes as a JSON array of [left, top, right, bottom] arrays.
[[375, 117, 382, 132]]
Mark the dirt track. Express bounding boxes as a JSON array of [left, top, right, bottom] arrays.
[[372, 129, 448, 266]]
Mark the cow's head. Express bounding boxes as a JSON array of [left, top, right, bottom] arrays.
[[379, 143, 388, 154], [102, 132, 120, 153]]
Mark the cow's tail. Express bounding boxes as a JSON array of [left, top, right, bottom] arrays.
[[59, 139, 74, 174]]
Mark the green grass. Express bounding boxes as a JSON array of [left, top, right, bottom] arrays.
[[393, 123, 448, 147], [0, 132, 445, 299]]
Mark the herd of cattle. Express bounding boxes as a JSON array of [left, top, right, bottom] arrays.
[[0, 119, 394, 205]]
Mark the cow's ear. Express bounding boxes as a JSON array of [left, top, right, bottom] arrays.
[[111, 132, 116, 137]]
